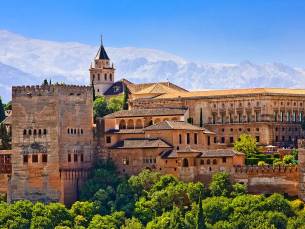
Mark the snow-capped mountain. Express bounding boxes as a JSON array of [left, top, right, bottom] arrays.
[[1, 29, 305, 102]]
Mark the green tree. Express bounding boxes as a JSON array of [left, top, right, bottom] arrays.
[[121, 217, 143, 229], [4, 101, 11, 111], [123, 85, 129, 110], [87, 211, 125, 229], [267, 211, 287, 229], [0, 124, 11, 149], [107, 95, 124, 113], [258, 161, 268, 166], [0, 98, 5, 123], [70, 201, 99, 227], [231, 183, 246, 197], [196, 195, 206, 229], [209, 172, 232, 197], [283, 154, 297, 165], [202, 197, 232, 225], [42, 79, 49, 85], [233, 134, 257, 155], [93, 96, 109, 118]]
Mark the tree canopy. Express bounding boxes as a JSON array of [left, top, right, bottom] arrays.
[[233, 134, 258, 155]]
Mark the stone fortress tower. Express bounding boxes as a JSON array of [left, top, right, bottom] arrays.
[[89, 36, 115, 96], [8, 84, 94, 205]]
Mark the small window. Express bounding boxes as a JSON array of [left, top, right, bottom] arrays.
[[179, 134, 182, 144], [74, 154, 78, 162], [68, 154, 71, 162], [29, 129, 32, 135], [222, 157, 227, 163], [230, 137, 234, 143], [81, 129, 84, 134], [68, 128, 70, 134], [187, 133, 190, 144], [221, 137, 225, 143], [207, 136, 211, 145], [106, 136, 111, 143], [43, 129, 47, 135], [194, 133, 198, 144], [23, 129, 27, 135], [42, 154, 48, 163], [38, 129, 42, 135], [214, 137, 217, 143], [200, 159, 204, 165], [213, 159, 217, 165], [33, 129, 37, 135], [32, 154, 38, 163], [81, 154, 84, 162], [207, 159, 211, 165], [256, 136, 260, 143], [23, 155, 28, 164]]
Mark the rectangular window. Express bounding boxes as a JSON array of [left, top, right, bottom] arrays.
[[187, 133, 190, 144], [32, 154, 38, 163], [247, 113, 251, 122], [207, 136, 211, 145], [282, 136, 285, 141], [255, 112, 260, 122], [23, 155, 28, 164], [179, 134, 182, 144], [81, 154, 84, 162], [230, 137, 234, 143], [222, 157, 227, 163], [238, 113, 242, 123], [68, 154, 71, 162], [274, 112, 278, 122], [106, 136, 111, 144], [293, 112, 296, 122], [221, 137, 225, 143], [221, 114, 224, 124], [280, 111, 284, 122], [42, 154, 48, 163], [214, 137, 217, 143], [123, 158, 129, 165], [276, 136, 278, 142], [229, 113, 233, 123], [300, 112, 303, 122], [74, 154, 78, 162], [194, 133, 198, 144], [256, 136, 260, 143], [212, 114, 216, 124]]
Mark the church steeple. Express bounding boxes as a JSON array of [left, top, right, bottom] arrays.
[[90, 35, 115, 96], [95, 35, 110, 60]]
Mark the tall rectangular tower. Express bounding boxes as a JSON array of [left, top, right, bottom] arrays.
[[9, 84, 94, 205]]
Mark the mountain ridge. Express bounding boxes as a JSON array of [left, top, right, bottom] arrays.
[[1, 29, 305, 102]]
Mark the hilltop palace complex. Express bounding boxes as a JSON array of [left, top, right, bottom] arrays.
[[2, 38, 305, 206]]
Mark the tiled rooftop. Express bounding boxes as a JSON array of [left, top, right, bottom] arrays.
[[110, 138, 172, 149], [104, 108, 187, 118]]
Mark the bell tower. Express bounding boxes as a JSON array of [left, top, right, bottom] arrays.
[[89, 36, 115, 96]]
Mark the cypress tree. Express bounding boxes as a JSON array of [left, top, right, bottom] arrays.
[[0, 124, 11, 150], [91, 80, 96, 101], [122, 84, 129, 110], [0, 98, 5, 123], [200, 108, 203, 127], [196, 194, 206, 229]]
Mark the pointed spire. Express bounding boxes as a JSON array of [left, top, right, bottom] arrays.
[[95, 34, 110, 60]]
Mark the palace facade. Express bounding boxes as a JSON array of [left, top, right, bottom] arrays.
[[1, 37, 305, 205]]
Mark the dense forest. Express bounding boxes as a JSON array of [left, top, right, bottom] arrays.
[[1, 159, 305, 229]]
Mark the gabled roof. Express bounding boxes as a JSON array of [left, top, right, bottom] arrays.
[[144, 121, 214, 134], [152, 88, 305, 100], [104, 108, 187, 118], [160, 148, 243, 159], [110, 138, 172, 149], [134, 83, 183, 95], [104, 81, 125, 96], [127, 81, 188, 94]]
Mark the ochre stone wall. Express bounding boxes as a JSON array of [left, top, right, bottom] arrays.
[[8, 85, 94, 205]]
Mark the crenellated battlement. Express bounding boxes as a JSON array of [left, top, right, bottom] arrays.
[[233, 165, 298, 174], [12, 84, 92, 98]]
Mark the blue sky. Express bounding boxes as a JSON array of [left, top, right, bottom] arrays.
[[1, 0, 305, 67]]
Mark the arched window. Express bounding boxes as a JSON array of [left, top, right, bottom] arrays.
[[23, 129, 27, 135], [119, 120, 127, 129], [38, 129, 42, 135], [104, 74, 107, 81], [43, 129, 47, 135], [81, 129, 83, 134], [135, 119, 143, 129], [92, 74, 95, 80], [74, 129, 77, 134], [213, 159, 217, 165], [127, 119, 134, 129], [207, 159, 211, 165], [182, 158, 189, 167], [110, 73, 112, 81], [29, 129, 32, 135], [33, 129, 37, 135], [67, 128, 70, 134]]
